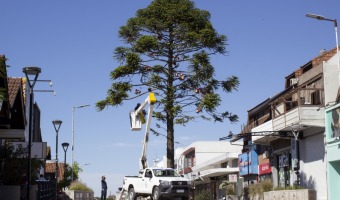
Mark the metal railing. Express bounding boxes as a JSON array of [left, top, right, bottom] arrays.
[[36, 180, 56, 200]]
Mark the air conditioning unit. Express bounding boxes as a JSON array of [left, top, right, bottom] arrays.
[[290, 78, 298, 86]]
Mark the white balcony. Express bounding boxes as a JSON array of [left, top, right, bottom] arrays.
[[199, 167, 239, 180], [0, 129, 25, 139], [252, 106, 324, 145], [192, 152, 239, 172]]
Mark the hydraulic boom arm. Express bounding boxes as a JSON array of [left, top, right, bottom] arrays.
[[129, 92, 156, 170]]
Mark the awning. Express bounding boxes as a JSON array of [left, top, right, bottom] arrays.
[[199, 167, 239, 178], [252, 135, 284, 145], [182, 147, 195, 156], [192, 153, 239, 171]]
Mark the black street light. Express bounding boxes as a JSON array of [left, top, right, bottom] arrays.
[[23, 66, 41, 200], [53, 119, 62, 200], [62, 142, 69, 191]]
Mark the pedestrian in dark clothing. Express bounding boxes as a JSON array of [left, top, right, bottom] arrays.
[[101, 176, 108, 200]]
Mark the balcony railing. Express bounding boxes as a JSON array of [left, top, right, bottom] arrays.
[[238, 87, 324, 143]]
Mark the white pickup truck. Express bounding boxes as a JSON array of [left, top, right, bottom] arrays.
[[120, 167, 191, 200]]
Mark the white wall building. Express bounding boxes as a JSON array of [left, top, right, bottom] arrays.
[[177, 141, 242, 199], [234, 47, 340, 200]]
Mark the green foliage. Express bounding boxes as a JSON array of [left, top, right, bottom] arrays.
[[96, 82, 132, 110], [195, 190, 211, 200], [69, 180, 93, 192], [248, 184, 262, 198], [248, 179, 273, 199], [58, 164, 73, 189], [227, 186, 235, 195], [273, 185, 305, 191], [0, 142, 42, 185], [221, 76, 240, 92], [219, 180, 229, 189], [135, 36, 159, 53], [107, 196, 115, 200], [71, 162, 82, 181], [219, 180, 235, 195], [261, 179, 273, 192], [0, 56, 9, 101], [97, 0, 239, 167]]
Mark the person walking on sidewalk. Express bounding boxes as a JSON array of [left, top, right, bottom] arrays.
[[101, 175, 108, 200]]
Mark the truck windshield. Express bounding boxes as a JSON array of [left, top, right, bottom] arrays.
[[153, 169, 180, 177]]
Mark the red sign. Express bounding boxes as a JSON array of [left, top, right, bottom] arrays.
[[259, 163, 272, 175]]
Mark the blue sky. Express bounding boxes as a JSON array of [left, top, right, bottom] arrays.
[[1, 0, 340, 197]]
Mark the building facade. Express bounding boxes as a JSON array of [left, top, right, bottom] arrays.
[[156, 47, 340, 200], [177, 141, 242, 199], [230, 47, 340, 200], [325, 103, 340, 200]]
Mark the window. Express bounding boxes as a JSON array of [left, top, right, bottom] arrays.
[[221, 162, 228, 168]]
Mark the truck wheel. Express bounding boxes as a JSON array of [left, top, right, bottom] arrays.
[[152, 186, 160, 200], [128, 188, 137, 200]]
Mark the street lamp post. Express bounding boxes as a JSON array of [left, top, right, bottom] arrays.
[[53, 120, 62, 200], [306, 13, 340, 84], [191, 174, 196, 200], [23, 66, 41, 200], [80, 163, 91, 168], [71, 104, 90, 181], [62, 142, 69, 191]]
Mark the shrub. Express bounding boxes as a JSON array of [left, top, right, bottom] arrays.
[[0, 142, 42, 185], [69, 180, 93, 192], [219, 180, 235, 195], [248, 183, 261, 198], [273, 185, 305, 191], [261, 179, 273, 192], [226, 184, 235, 195], [248, 179, 273, 199], [195, 190, 210, 200]]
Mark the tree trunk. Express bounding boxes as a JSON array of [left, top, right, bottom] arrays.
[[166, 117, 175, 168]]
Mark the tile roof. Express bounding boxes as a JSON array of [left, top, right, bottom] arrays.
[[45, 162, 66, 181], [45, 162, 56, 173], [7, 77, 23, 108], [312, 46, 339, 66]]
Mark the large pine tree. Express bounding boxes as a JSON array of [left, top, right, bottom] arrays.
[[96, 0, 239, 168]]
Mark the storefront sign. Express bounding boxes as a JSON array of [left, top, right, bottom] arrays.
[[291, 139, 298, 170], [278, 152, 289, 168], [259, 162, 272, 175], [238, 148, 259, 176], [249, 149, 259, 174], [238, 153, 249, 176], [229, 174, 237, 183]]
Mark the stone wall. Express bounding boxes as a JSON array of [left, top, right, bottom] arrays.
[[263, 189, 316, 200]]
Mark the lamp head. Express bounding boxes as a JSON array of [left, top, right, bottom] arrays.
[[78, 104, 90, 108], [22, 67, 41, 76], [306, 13, 325, 20], [52, 119, 62, 132], [62, 142, 69, 152], [22, 67, 41, 88]]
